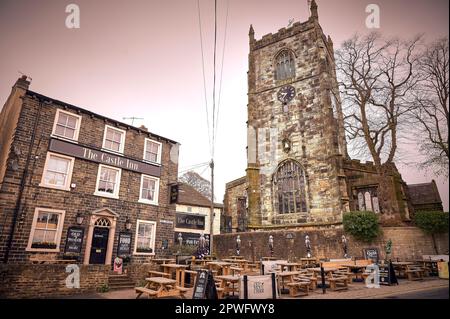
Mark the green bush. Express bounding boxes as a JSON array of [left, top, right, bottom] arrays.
[[97, 284, 109, 293], [414, 211, 449, 234], [343, 211, 380, 243]]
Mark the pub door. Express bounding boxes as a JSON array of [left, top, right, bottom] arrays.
[[89, 227, 110, 264]]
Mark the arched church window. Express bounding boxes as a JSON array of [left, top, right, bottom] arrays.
[[275, 50, 295, 80], [273, 160, 308, 214], [356, 187, 380, 213]]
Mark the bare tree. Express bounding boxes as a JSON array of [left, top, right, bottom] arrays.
[[411, 37, 449, 177], [179, 171, 212, 199], [336, 32, 421, 215]]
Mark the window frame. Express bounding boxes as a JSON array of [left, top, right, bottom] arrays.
[[39, 152, 75, 191], [26, 207, 66, 252], [138, 174, 160, 205], [102, 124, 126, 154], [275, 49, 296, 81], [51, 109, 82, 142], [133, 219, 157, 256], [93, 164, 122, 199], [143, 138, 162, 165]]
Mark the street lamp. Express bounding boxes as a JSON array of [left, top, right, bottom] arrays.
[[236, 235, 241, 256], [268, 235, 274, 257], [125, 217, 132, 231], [76, 212, 84, 225]]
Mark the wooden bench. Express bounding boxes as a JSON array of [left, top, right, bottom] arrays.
[[230, 267, 244, 275], [287, 281, 309, 297], [176, 286, 190, 299], [328, 276, 349, 291], [135, 287, 159, 299], [216, 287, 225, 299], [406, 267, 425, 281], [148, 270, 170, 278]]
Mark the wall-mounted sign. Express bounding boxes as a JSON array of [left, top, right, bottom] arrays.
[[363, 248, 379, 262], [64, 226, 84, 254], [117, 232, 132, 257], [169, 184, 179, 204], [49, 138, 161, 176], [175, 213, 205, 230], [160, 219, 173, 225]]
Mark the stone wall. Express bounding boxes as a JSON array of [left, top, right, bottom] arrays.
[[213, 227, 449, 262], [0, 264, 109, 298], [223, 176, 247, 232]]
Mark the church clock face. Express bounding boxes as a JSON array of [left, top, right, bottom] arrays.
[[277, 85, 296, 104]]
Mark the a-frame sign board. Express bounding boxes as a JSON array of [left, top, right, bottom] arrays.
[[192, 270, 218, 299]]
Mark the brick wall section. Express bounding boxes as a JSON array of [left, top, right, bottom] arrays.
[[0, 264, 109, 298], [213, 227, 449, 262], [0, 90, 179, 264]]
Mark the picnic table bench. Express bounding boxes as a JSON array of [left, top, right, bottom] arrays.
[[148, 270, 170, 278], [136, 277, 188, 299], [287, 281, 310, 297], [328, 275, 349, 291], [294, 275, 317, 290], [405, 265, 425, 281]]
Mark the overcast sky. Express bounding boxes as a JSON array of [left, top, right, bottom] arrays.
[[0, 0, 448, 210]]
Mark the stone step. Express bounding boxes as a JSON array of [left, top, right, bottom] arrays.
[[108, 284, 135, 290]]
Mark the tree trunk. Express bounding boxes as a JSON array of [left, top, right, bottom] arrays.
[[432, 233, 439, 255]]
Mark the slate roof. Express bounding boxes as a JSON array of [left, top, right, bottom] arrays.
[[406, 180, 442, 206], [177, 182, 223, 208]]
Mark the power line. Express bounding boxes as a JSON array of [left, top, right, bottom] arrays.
[[197, 0, 213, 157], [214, 0, 229, 151], [212, 0, 218, 159]]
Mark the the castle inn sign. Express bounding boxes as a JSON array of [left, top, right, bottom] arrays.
[[49, 138, 161, 176]]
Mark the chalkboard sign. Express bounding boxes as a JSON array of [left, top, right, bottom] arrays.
[[379, 262, 398, 286], [193, 270, 218, 299], [64, 227, 84, 254], [117, 232, 132, 257], [363, 248, 379, 262]]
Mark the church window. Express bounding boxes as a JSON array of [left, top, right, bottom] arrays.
[[355, 187, 380, 213], [273, 160, 308, 214], [275, 50, 295, 80]]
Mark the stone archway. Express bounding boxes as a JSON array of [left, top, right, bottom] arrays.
[[83, 208, 119, 265]]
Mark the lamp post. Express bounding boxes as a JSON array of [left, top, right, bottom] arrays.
[[178, 233, 183, 246], [125, 217, 132, 231], [236, 235, 241, 256], [268, 235, 274, 257], [342, 235, 348, 258], [305, 235, 312, 258], [76, 212, 84, 225]]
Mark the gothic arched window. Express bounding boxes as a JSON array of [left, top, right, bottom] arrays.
[[275, 50, 295, 80], [273, 160, 308, 214]]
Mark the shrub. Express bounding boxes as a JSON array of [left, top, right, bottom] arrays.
[[97, 284, 109, 293], [343, 211, 380, 243], [414, 211, 449, 254], [414, 211, 449, 234]]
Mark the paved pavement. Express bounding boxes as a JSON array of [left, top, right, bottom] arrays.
[[66, 277, 448, 299]]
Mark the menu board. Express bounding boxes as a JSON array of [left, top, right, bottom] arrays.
[[64, 227, 84, 254], [363, 248, 379, 262], [379, 262, 398, 286], [192, 270, 218, 299], [117, 232, 132, 257]]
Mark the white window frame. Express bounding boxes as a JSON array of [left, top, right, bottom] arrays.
[[143, 138, 162, 165], [133, 220, 157, 256], [93, 164, 122, 199], [39, 152, 75, 191], [26, 207, 66, 252], [51, 109, 82, 142], [138, 175, 160, 205], [102, 125, 126, 154]]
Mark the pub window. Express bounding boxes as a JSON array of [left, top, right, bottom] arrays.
[[134, 220, 156, 255], [26, 208, 65, 252], [356, 187, 380, 213], [273, 160, 308, 214], [94, 164, 122, 199], [275, 50, 295, 81], [39, 152, 75, 191], [143, 138, 162, 164], [138, 175, 160, 205], [52, 109, 82, 141], [102, 125, 126, 154]]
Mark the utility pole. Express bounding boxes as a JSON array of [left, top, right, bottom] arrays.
[[209, 159, 214, 256]]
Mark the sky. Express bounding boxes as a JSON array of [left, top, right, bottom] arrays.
[[0, 0, 448, 210]]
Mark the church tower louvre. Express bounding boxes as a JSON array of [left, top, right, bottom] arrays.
[[246, 0, 350, 229]]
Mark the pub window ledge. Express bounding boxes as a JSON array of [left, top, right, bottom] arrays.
[[101, 147, 125, 157], [25, 247, 60, 253], [133, 252, 155, 256], [93, 191, 120, 200], [38, 183, 71, 192], [137, 199, 159, 206], [142, 159, 162, 166], [50, 134, 79, 145]]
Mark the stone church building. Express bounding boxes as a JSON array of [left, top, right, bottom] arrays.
[[222, 0, 443, 232]]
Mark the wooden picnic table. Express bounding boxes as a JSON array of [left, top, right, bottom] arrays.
[[392, 262, 415, 278], [228, 256, 245, 260], [277, 271, 302, 293], [161, 264, 189, 287], [277, 262, 303, 272], [216, 275, 240, 297], [152, 258, 176, 265], [230, 259, 250, 271], [262, 257, 277, 261], [308, 267, 339, 277], [415, 260, 439, 275], [207, 261, 233, 276], [137, 277, 187, 299]]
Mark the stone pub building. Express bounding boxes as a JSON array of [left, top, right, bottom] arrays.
[[0, 76, 180, 266]]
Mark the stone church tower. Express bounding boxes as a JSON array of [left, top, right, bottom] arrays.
[[246, 0, 350, 228]]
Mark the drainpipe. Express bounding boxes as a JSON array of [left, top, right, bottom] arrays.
[[3, 98, 44, 263]]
